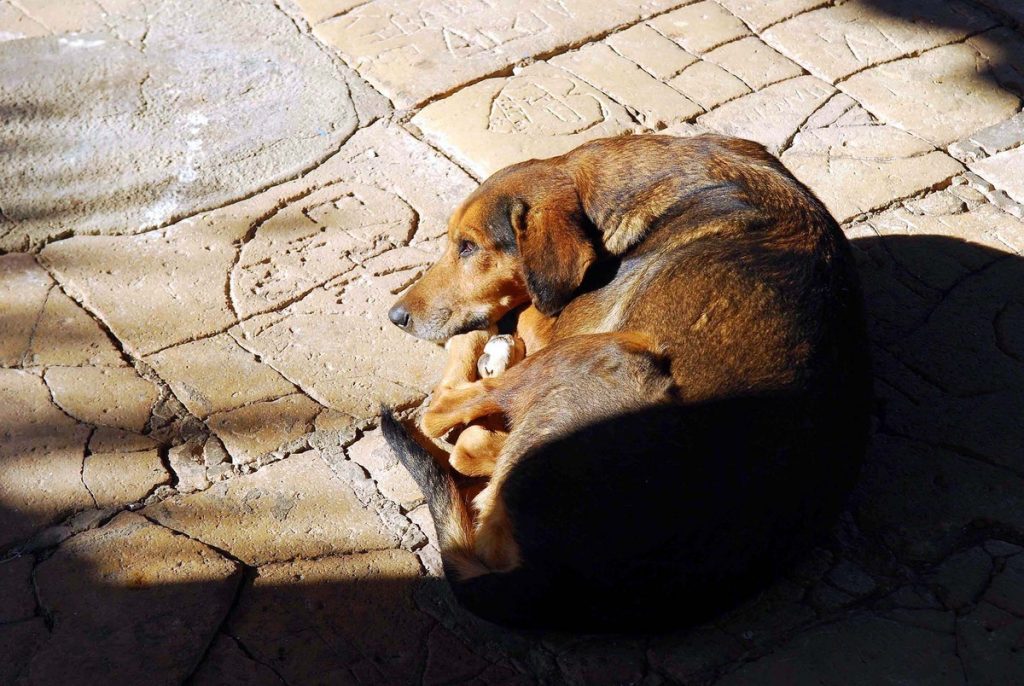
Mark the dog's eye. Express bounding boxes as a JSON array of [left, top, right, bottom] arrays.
[[458, 240, 477, 258]]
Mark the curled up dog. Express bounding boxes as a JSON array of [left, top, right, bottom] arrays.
[[381, 134, 872, 631]]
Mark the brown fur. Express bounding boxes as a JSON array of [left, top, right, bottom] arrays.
[[384, 133, 871, 630]]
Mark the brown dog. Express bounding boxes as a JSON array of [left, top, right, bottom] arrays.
[[382, 134, 871, 630]]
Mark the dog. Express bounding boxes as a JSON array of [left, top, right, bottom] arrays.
[[382, 134, 872, 630]]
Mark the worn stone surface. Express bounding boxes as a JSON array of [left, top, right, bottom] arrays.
[[716, 615, 963, 685], [0, 369, 93, 550], [763, 0, 994, 83], [43, 366, 159, 432], [23, 512, 240, 685], [842, 31, 1024, 146], [0, 555, 36, 623], [227, 550, 432, 684], [146, 450, 397, 565], [4, 0, 1024, 683], [0, 0, 385, 252], [781, 98, 964, 221], [970, 145, 1024, 205], [413, 61, 635, 178], [699, 75, 835, 153], [83, 448, 169, 508], [311, 0, 684, 108]]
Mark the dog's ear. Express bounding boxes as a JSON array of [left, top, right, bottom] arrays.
[[510, 197, 597, 316]]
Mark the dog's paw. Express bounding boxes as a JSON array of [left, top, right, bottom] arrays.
[[477, 334, 524, 378]]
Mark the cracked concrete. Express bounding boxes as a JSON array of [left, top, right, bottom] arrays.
[[2, 0, 1024, 684]]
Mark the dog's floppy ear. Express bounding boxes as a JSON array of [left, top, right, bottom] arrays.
[[509, 197, 596, 316]]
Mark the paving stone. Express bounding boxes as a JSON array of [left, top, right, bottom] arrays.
[[970, 145, 1024, 206], [227, 550, 431, 684], [0, 369, 93, 550], [667, 59, 750, 111], [781, 112, 964, 222], [146, 333, 297, 418], [716, 615, 963, 686], [189, 634, 284, 686], [146, 450, 397, 565], [24, 288, 125, 367], [704, 36, 803, 90], [648, 1, 749, 55], [0, 254, 52, 367], [982, 553, 1024, 618], [842, 32, 1023, 147], [0, 0, 383, 252], [311, 0, 683, 108], [413, 61, 635, 178], [698, 75, 835, 153], [605, 22, 698, 80], [957, 600, 1024, 685], [290, 0, 366, 25], [551, 43, 702, 129], [166, 437, 227, 493], [206, 393, 322, 465], [0, 555, 36, 623], [554, 636, 647, 686], [763, 0, 994, 83], [715, 0, 828, 31], [931, 547, 994, 611], [422, 625, 492, 686], [83, 448, 169, 508], [648, 626, 744, 683], [0, 618, 49, 686], [827, 559, 878, 597], [42, 122, 473, 359], [348, 427, 424, 510], [235, 276, 445, 423], [22, 512, 239, 685], [857, 435, 1024, 563], [950, 112, 1024, 163], [43, 366, 159, 432]]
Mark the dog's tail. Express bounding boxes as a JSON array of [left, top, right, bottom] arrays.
[[379, 408, 487, 580], [380, 407, 560, 628]]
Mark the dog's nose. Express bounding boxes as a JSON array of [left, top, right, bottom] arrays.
[[388, 303, 411, 329]]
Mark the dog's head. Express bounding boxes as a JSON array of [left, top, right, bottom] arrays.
[[388, 159, 597, 341]]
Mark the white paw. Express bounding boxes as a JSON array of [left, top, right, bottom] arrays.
[[477, 334, 517, 378]]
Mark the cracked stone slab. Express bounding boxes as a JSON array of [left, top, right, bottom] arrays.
[[762, 0, 995, 83], [0, 369, 92, 550], [206, 393, 324, 465], [698, 75, 836, 154], [0, 0, 386, 252], [550, 42, 702, 129], [234, 274, 446, 423], [715, 0, 829, 32], [970, 145, 1024, 206], [347, 427, 424, 510], [145, 450, 399, 565], [841, 30, 1024, 147], [0, 555, 36, 624], [41, 122, 473, 357], [43, 366, 159, 432], [412, 61, 636, 178], [146, 333, 298, 419], [0, 618, 48, 686], [83, 447, 169, 509], [0, 254, 56, 367], [780, 98, 964, 222], [22, 512, 240, 685], [189, 634, 285, 686], [950, 112, 1024, 163], [227, 550, 431, 684], [716, 615, 964, 685], [647, 1, 749, 55], [310, 0, 686, 108]]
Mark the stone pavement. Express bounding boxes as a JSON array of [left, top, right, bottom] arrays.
[[1, 0, 1023, 683]]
